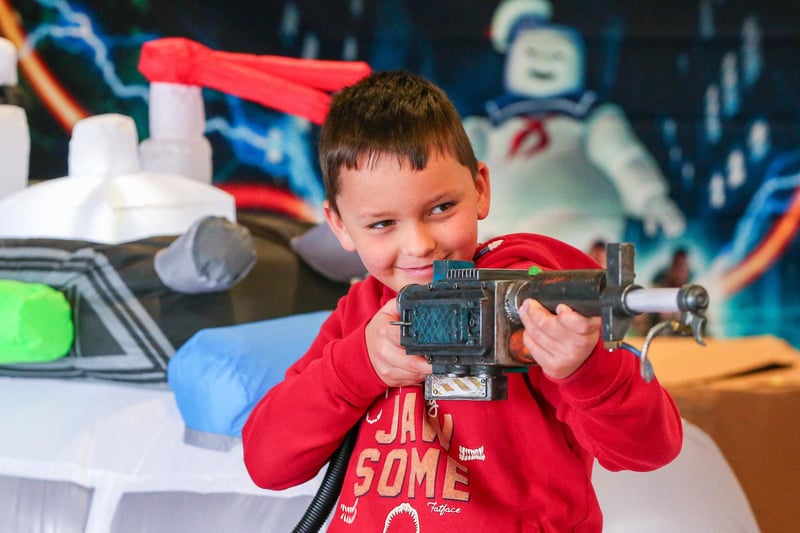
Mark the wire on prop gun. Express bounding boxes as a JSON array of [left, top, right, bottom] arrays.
[[393, 242, 709, 400]]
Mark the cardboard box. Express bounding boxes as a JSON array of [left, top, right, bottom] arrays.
[[636, 335, 800, 533]]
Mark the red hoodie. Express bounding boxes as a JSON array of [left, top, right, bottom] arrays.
[[243, 233, 682, 532]]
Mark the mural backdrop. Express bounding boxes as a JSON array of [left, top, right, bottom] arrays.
[[2, 0, 799, 348]]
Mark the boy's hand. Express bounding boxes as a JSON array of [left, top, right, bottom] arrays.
[[517, 299, 601, 380], [365, 298, 433, 387]]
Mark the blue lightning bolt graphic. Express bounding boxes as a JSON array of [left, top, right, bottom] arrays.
[[727, 151, 800, 263], [24, 0, 151, 101]]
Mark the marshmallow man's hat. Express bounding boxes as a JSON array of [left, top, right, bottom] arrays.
[[491, 0, 553, 53]]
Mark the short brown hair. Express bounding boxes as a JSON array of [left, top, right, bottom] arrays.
[[319, 70, 478, 214]]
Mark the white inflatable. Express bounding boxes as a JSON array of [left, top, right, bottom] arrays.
[[0, 113, 233, 244], [0, 36, 16, 86], [594, 420, 760, 532], [0, 376, 322, 533], [0, 37, 30, 202], [0, 373, 759, 532], [139, 81, 213, 184]]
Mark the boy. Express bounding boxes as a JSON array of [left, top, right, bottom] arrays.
[[242, 71, 682, 531]]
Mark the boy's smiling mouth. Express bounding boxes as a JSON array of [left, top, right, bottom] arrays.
[[397, 264, 434, 278]]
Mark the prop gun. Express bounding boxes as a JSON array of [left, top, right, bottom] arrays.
[[395, 243, 709, 400]]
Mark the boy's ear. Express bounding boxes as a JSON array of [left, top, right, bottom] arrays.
[[323, 200, 357, 252], [475, 162, 491, 220]]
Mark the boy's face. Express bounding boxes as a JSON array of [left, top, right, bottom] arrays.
[[324, 151, 491, 293]]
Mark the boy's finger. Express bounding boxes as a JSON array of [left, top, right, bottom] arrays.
[[555, 304, 601, 334], [380, 297, 399, 317], [407, 354, 433, 375]]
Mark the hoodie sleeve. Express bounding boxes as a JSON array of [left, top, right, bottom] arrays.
[[242, 279, 389, 490], [539, 343, 683, 471], [477, 233, 683, 471]]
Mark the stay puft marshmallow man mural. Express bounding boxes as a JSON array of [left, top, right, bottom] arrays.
[[464, 0, 685, 252]]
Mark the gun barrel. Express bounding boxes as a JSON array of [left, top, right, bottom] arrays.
[[623, 284, 709, 314], [508, 269, 607, 319]]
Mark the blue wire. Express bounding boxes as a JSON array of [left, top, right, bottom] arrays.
[[620, 342, 655, 381], [620, 342, 641, 357]]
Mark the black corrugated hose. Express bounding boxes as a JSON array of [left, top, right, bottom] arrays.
[[292, 423, 360, 533]]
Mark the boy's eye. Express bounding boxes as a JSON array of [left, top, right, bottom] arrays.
[[431, 202, 454, 215], [369, 219, 395, 230]]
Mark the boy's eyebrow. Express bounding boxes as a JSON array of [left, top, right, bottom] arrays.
[[353, 207, 395, 221], [356, 193, 455, 222], [423, 189, 460, 208]]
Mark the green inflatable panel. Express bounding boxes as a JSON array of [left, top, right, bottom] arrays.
[[0, 280, 74, 363]]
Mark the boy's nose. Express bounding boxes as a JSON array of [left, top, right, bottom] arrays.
[[403, 223, 435, 257]]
